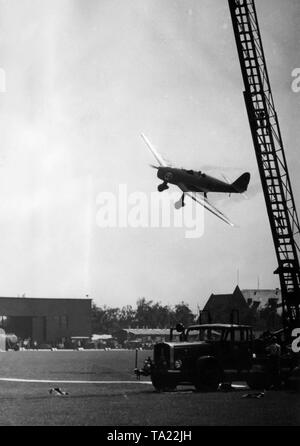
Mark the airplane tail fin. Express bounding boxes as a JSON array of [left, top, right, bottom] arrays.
[[232, 172, 251, 193]]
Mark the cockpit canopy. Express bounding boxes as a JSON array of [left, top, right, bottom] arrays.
[[184, 169, 205, 177]]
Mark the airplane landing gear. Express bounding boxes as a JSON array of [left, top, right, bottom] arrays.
[[158, 182, 169, 192], [175, 194, 185, 209]]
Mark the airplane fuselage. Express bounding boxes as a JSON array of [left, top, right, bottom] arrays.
[[157, 167, 235, 194]]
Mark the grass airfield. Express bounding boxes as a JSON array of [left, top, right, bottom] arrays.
[[0, 350, 299, 426]]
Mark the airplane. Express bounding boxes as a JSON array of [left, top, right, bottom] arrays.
[[141, 133, 250, 227]]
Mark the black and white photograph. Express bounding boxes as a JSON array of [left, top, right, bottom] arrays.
[[0, 0, 299, 430]]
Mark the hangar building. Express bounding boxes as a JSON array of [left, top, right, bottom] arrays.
[[0, 297, 92, 345]]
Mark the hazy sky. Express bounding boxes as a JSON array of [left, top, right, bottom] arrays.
[[0, 0, 299, 312]]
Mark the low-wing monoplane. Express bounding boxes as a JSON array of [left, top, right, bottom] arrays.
[[141, 133, 250, 227]]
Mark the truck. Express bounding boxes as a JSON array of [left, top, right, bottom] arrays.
[[135, 323, 298, 392]]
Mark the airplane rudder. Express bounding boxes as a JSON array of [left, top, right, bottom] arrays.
[[233, 172, 251, 193]]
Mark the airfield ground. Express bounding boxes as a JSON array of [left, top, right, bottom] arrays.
[[0, 350, 299, 426]]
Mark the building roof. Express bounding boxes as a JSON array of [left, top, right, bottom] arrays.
[[0, 297, 92, 302], [241, 289, 281, 308], [187, 324, 252, 329], [91, 334, 112, 341], [203, 286, 249, 323], [122, 328, 178, 336]]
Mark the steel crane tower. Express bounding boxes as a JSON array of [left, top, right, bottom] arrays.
[[228, 0, 300, 337]]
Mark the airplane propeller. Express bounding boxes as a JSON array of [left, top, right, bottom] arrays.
[[141, 133, 171, 167]]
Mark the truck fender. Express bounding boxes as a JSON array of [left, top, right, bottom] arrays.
[[194, 356, 223, 392], [196, 356, 222, 371]]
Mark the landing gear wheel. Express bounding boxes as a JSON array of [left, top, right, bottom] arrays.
[[175, 200, 185, 210], [158, 182, 169, 192], [175, 194, 185, 210]]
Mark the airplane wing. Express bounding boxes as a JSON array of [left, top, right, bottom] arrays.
[[178, 183, 236, 227], [141, 133, 170, 167]]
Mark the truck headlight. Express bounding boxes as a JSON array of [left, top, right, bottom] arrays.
[[174, 359, 182, 370]]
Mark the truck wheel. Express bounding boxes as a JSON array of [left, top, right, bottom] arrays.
[[284, 366, 300, 391], [246, 369, 270, 390], [247, 372, 270, 390], [151, 374, 176, 392], [194, 361, 222, 392]]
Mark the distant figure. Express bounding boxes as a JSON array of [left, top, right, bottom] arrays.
[[266, 336, 281, 388], [143, 357, 152, 375]]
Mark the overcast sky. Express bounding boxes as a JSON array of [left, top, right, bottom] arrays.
[[0, 0, 299, 312]]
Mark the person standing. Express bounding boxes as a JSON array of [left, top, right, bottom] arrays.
[[266, 336, 281, 389]]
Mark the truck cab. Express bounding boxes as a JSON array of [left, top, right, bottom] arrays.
[[148, 324, 253, 391]]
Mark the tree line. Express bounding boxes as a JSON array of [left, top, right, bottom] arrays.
[[91, 298, 196, 334], [91, 296, 282, 334]]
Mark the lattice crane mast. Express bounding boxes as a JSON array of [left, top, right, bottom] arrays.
[[228, 0, 300, 337]]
